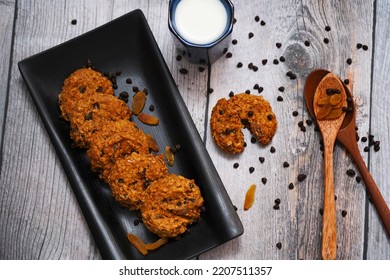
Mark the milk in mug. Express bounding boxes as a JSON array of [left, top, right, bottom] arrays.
[[174, 0, 229, 45]]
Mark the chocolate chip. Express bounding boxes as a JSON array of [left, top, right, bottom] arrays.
[[356, 176, 362, 183], [288, 183, 294, 190], [179, 68, 188, 74], [325, 26, 331, 31], [276, 242, 282, 249], [273, 204, 280, 210], [361, 136, 367, 142], [261, 177, 267, 184], [134, 219, 140, 226], [362, 45, 369, 51], [119, 91, 129, 98], [267, 114, 274, 121], [260, 20, 266, 26], [262, 59, 268, 65], [232, 39, 238, 45], [346, 169, 356, 177], [343, 79, 350, 85], [341, 210, 347, 217], [176, 55, 182, 61], [237, 62, 243, 68], [278, 86, 285, 92], [71, 19, 77, 25], [297, 174, 307, 182], [233, 163, 239, 169], [249, 167, 255, 173], [126, 78, 132, 84], [279, 56, 285, 62], [306, 119, 313, 126], [276, 42, 282, 48], [226, 52, 233, 58], [283, 162, 289, 168], [292, 111, 299, 117], [248, 32, 254, 39], [323, 38, 329, 44], [207, 88, 214, 94], [270, 146, 276, 153], [277, 96, 283, 101], [149, 105, 155, 111], [274, 198, 281, 204], [304, 40, 310, 46], [273, 59, 279, 65], [259, 157, 265, 163], [255, 15, 260, 22], [251, 137, 257, 143], [346, 58, 352, 65], [258, 87, 264, 93]]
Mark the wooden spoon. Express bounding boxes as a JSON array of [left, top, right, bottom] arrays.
[[313, 73, 347, 260], [305, 69, 390, 239]]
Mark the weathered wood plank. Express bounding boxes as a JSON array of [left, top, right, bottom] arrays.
[[367, 0, 390, 259], [0, 0, 206, 259], [201, 0, 374, 259], [0, 0, 15, 154]]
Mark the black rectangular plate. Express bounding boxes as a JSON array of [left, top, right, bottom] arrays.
[[18, 9, 243, 259]]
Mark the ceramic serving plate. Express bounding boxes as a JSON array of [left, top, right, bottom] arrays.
[[18, 9, 243, 259]]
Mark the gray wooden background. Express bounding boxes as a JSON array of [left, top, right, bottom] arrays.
[[0, 0, 389, 259]]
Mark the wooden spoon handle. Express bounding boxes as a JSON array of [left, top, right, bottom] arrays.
[[322, 141, 337, 260], [348, 142, 390, 237]]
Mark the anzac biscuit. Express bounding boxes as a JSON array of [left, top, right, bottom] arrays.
[[58, 68, 114, 121], [105, 152, 169, 210], [69, 93, 132, 148], [140, 174, 203, 238], [86, 119, 149, 178], [230, 93, 277, 145], [210, 98, 245, 154]]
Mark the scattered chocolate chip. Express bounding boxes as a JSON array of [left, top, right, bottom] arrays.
[[346, 58, 352, 65], [323, 38, 329, 44], [325, 26, 331, 31], [260, 20, 266, 26], [126, 78, 132, 84], [279, 56, 285, 62], [149, 105, 155, 111], [119, 91, 129, 98], [132, 86, 139, 92], [362, 45, 369, 51], [253, 84, 259, 90], [306, 119, 313, 126], [361, 136, 367, 142], [71, 19, 77, 25], [261, 177, 267, 184], [304, 40, 310, 46], [267, 114, 274, 121], [259, 157, 265, 163], [364, 146, 369, 152], [288, 183, 294, 190], [253, 65, 258, 72], [292, 111, 299, 117], [176, 55, 182, 61], [255, 15, 260, 22], [274, 198, 281, 204], [179, 68, 188, 74], [341, 210, 348, 217], [356, 43, 362, 49], [232, 39, 238, 45], [278, 86, 285, 92], [273, 59, 279, 65], [134, 219, 140, 226], [233, 163, 239, 169], [251, 136, 257, 143], [300, 126, 306, 132], [226, 52, 233, 58], [229, 91, 234, 97], [346, 169, 356, 177], [273, 204, 280, 210], [248, 32, 254, 39], [343, 79, 349, 85], [237, 62, 243, 68], [248, 62, 253, 69], [374, 145, 380, 152], [283, 162, 289, 168], [245, 89, 251, 94], [258, 87, 264, 93], [276, 42, 282, 48], [356, 176, 362, 183], [207, 88, 214, 94], [276, 242, 282, 249], [277, 96, 283, 101], [262, 59, 268, 65], [249, 167, 255, 173], [297, 174, 307, 182], [270, 146, 276, 153]]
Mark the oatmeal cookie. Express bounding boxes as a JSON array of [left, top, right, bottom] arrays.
[[140, 174, 203, 238], [86, 119, 149, 178], [210, 93, 277, 153], [230, 93, 277, 145], [210, 98, 245, 154], [58, 67, 114, 121], [105, 152, 169, 210], [69, 93, 132, 148]]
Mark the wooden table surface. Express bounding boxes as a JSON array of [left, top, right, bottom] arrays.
[[1, 0, 389, 260]]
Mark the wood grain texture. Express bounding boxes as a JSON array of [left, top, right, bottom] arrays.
[[201, 0, 375, 260], [0, 0, 15, 154], [367, 0, 390, 259]]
